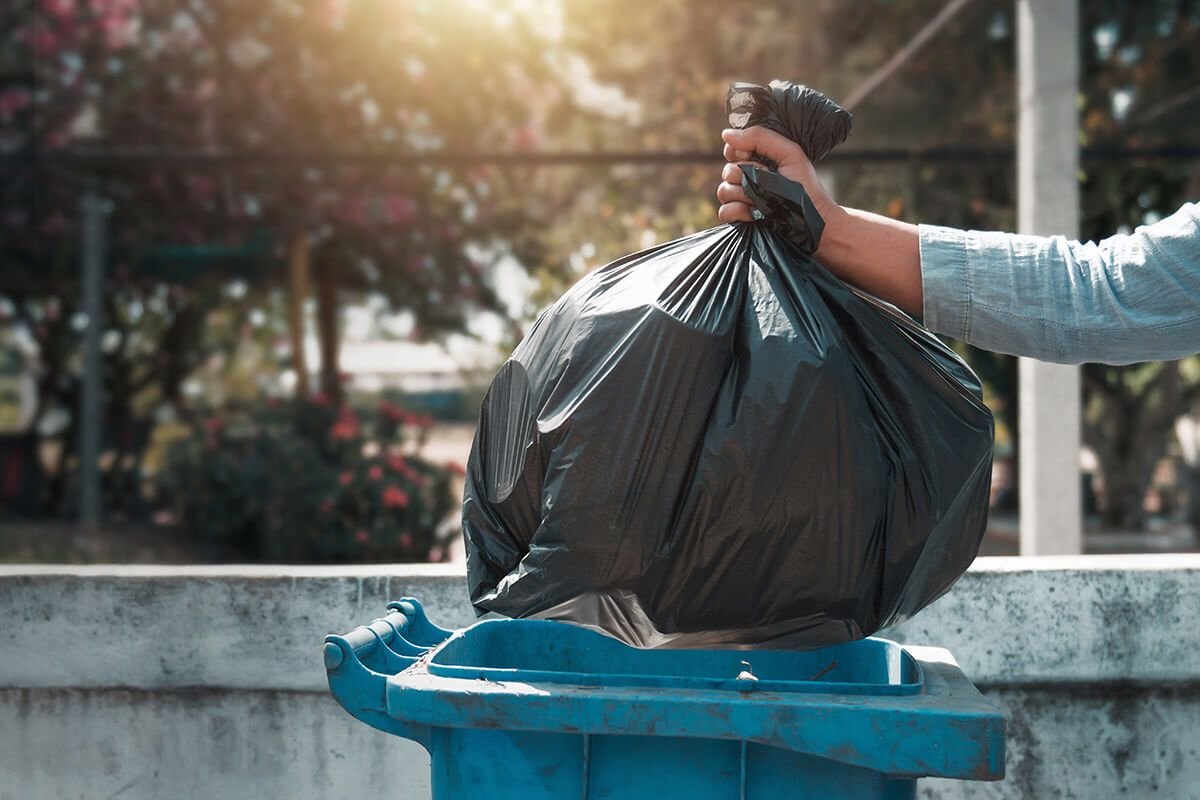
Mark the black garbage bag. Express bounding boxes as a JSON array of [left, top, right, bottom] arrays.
[[462, 81, 994, 649]]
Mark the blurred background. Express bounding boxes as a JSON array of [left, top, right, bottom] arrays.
[[2, 0, 1199, 564]]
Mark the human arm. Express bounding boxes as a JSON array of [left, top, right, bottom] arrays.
[[717, 126, 1200, 365], [718, 127, 923, 314], [918, 208, 1200, 364]]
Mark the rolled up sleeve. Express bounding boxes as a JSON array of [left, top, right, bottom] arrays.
[[918, 203, 1200, 364]]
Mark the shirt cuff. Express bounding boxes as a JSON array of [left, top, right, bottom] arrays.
[[918, 223, 972, 341]]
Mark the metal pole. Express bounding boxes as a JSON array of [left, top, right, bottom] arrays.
[[79, 183, 108, 529], [1017, 0, 1082, 555]]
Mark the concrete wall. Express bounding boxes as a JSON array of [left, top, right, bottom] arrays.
[[2, 556, 1198, 799]]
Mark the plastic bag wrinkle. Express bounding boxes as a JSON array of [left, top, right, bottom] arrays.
[[462, 82, 993, 649]]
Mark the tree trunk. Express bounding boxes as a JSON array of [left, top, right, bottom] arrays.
[[286, 232, 312, 400], [314, 256, 342, 406], [1085, 361, 1188, 531], [1098, 453, 1156, 529]]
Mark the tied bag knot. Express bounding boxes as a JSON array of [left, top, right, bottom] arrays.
[[739, 165, 826, 255], [726, 80, 853, 255]]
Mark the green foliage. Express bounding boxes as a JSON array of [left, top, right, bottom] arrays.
[[156, 397, 459, 562]]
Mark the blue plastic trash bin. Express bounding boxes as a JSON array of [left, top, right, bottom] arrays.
[[325, 598, 1004, 799]]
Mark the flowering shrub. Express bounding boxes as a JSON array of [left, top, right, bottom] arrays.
[[155, 397, 458, 562]]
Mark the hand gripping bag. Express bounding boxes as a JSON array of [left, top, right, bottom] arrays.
[[462, 82, 994, 648]]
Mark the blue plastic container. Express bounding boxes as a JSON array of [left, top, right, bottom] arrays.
[[325, 598, 1004, 799]]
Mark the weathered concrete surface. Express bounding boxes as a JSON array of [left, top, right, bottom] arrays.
[[922, 686, 1200, 799], [0, 687, 429, 800], [0, 564, 475, 691], [2, 556, 1199, 799], [884, 555, 1200, 686]]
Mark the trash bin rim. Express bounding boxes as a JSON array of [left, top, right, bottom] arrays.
[[380, 647, 1004, 780], [425, 618, 925, 696], [325, 602, 1007, 781]]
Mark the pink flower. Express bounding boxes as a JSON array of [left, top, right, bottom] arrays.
[[30, 28, 59, 58], [428, 545, 445, 562], [354, 529, 369, 544], [382, 486, 410, 509], [379, 401, 406, 423], [330, 407, 360, 440], [339, 471, 353, 486], [446, 462, 467, 478], [368, 465, 383, 481], [42, 0, 76, 21], [386, 453, 425, 485], [320, 498, 334, 513], [399, 530, 414, 549]]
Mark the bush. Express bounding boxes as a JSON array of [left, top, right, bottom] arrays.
[[156, 397, 460, 562]]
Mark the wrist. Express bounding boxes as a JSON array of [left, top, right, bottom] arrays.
[[814, 201, 849, 260]]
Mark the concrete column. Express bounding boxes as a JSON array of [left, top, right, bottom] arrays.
[[1017, 0, 1081, 555]]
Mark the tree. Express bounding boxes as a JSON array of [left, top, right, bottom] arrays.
[[0, 0, 573, 514], [1074, 1, 1200, 528]]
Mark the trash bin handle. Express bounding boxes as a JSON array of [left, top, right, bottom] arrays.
[[323, 598, 453, 672], [325, 609, 416, 667], [323, 603, 437, 750], [385, 597, 454, 646]]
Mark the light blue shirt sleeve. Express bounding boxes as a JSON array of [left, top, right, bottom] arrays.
[[919, 202, 1200, 364]]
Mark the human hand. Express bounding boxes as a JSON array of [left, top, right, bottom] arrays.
[[716, 126, 835, 224]]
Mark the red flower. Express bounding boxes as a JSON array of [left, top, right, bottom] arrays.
[[379, 401, 407, 423], [386, 452, 414, 476], [386, 453, 425, 485], [339, 471, 353, 486], [382, 486, 410, 509], [354, 529, 370, 544], [399, 530, 414, 549], [330, 407, 360, 440], [368, 465, 383, 481]]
